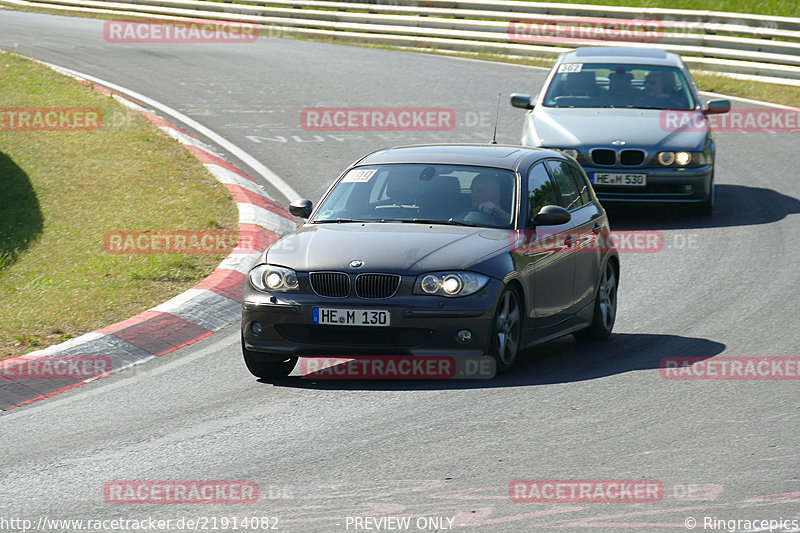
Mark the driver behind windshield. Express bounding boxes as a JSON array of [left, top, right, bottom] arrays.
[[462, 172, 512, 225], [635, 71, 686, 108]]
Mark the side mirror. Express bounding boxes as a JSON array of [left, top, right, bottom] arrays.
[[289, 198, 313, 218], [533, 205, 571, 226], [510, 93, 534, 110], [703, 99, 730, 115]]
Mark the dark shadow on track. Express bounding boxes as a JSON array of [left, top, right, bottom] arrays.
[[260, 333, 725, 391], [604, 184, 800, 230], [0, 151, 42, 270]]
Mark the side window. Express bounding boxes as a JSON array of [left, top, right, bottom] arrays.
[[546, 159, 585, 211], [566, 162, 592, 206], [526, 162, 557, 224]]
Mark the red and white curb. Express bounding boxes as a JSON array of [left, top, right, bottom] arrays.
[[0, 63, 295, 410]]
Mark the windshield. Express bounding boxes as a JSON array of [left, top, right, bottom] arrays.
[[312, 164, 517, 229], [543, 63, 697, 110]]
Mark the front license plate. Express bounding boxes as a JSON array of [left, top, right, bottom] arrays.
[[313, 308, 390, 327], [591, 173, 647, 186]]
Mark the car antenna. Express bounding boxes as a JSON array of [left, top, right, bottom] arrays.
[[490, 92, 501, 144]]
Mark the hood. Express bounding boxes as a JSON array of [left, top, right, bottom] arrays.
[[265, 223, 512, 274], [525, 107, 709, 151]]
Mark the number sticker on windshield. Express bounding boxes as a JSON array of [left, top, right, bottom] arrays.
[[557, 63, 583, 73], [342, 168, 377, 183]]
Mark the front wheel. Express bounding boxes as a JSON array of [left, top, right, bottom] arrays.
[[489, 287, 522, 373], [574, 260, 617, 341], [242, 345, 297, 380]]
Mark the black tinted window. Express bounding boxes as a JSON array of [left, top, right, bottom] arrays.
[[546, 160, 586, 210], [566, 162, 592, 206], [527, 163, 556, 223], [311, 164, 516, 228], [543, 64, 696, 110]]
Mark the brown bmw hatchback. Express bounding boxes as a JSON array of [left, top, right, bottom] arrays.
[[241, 144, 619, 379]]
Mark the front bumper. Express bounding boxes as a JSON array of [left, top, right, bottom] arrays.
[[586, 165, 713, 204], [241, 279, 503, 358]]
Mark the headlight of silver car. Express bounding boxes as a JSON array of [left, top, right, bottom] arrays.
[[413, 272, 490, 297], [248, 264, 299, 292], [657, 151, 707, 167]]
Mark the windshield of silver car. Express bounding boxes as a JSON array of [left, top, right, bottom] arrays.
[[311, 164, 517, 228], [543, 64, 697, 110]]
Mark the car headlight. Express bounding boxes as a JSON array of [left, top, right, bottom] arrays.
[[248, 264, 299, 292], [413, 272, 489, 297], [657, 151, 706, 167], [675, 151, 692, 165], [657, 151, 675, 166]]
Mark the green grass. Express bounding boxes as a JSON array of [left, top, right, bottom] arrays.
[[0, 53, 238, 359], [535, 0, 798, 17], [692, 71, 800, 107]]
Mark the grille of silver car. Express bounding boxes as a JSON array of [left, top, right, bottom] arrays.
[[620, 149, 645, 166], [309, 272, 350, 298], [355, 274, 401, 299], [591, 148, 646, 166], [591, 149, 616, 165]]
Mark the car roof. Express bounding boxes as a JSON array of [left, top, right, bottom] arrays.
[[354, 144, 558, 170], [560, 46, 683, 67]]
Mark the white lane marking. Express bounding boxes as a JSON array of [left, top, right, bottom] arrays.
[[0, 328, 238, 420], [34, 59, 301, 202], [24, 331, 105, 356], [207, 164, 268, 196]]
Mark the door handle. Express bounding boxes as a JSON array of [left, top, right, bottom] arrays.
[[592, 223, 602, 235], [564, 234, 573, 247]]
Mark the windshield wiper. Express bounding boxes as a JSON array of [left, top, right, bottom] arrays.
[[398, 218, 481, 227], [311, 218, 375, 224], [313, 218, 482, 227]]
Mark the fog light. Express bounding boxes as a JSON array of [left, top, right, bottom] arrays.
[[251, 322, 263, 336], [457, 329, 472, 343]]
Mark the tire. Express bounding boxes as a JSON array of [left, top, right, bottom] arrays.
[[242, 344, 297, 380], [574, 260, 617, 342], [489, 287, 522, 373]]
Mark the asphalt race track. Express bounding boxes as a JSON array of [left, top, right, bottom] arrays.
[[1, 10, 799, 532]]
